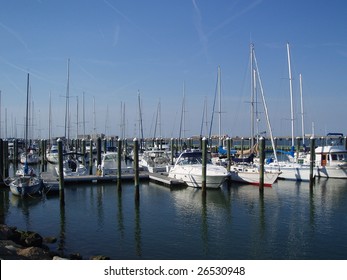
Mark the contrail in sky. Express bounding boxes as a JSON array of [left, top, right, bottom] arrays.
[[192, 0, 209, 59], [0, 22, 30, 52]]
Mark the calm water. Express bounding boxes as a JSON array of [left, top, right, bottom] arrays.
[[1, 165, 347, 260]]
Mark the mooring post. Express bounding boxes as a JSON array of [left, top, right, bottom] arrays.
[[57, 138, 65, 205], [117, 139, 122, 188], [240, 137, 244, 159], [259, 137, 265, 192], [41, 139, 45, 172], [14, 139, 18, 164], [202, 137, 207, 195], [103, 138, 107, 154], [227, 137, 231, 172], [82, 139, 86, 166], [296, 137, 301, 161], [0, 139, 4, 182], [97, 137, 102, 168], [170, 138, 174, 165], [133, 138, 140, 202], [89, 139, 93, 175], [310, 137, 316, 185], [3, 140, 9, 178], [123, 138, 128, 159]]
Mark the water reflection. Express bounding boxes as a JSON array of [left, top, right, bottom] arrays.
[[3, 177, 347, 259]]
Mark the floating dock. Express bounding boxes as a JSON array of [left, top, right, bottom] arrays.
[[41, 171, 186, 190]]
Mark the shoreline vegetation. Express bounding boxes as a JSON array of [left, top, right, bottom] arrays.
[[0, 224, 109, 260]]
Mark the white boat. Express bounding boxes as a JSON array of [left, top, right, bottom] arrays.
[[264, 160, 313, 181], [55, 156, 88, 177], [168, 149, 228, 189], [20, 149, 40, 165], [139, 148, 171, 173], [315, 144, 347, 178], [8, 74, 42, 196], [229, 162, 280, 187], [9, 175, 42, 197], [46, 144, 59, 164], [98, 152, 134, 176], [264, 43, 314, 181]]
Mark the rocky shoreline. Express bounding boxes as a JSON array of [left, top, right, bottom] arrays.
[[0, 224, 109, 260]]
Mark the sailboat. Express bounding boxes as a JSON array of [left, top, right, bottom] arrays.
[[264, 43, 315, 181], [8, 73, 42, 196], [228, 44, 280, 186]]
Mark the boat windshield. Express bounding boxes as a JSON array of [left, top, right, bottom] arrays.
[[104, 153, 117, 161], [176, 151, 211, 165], [330, 152, 347, 161]]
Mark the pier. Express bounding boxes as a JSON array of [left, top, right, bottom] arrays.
[[41, 171, 185, 190]]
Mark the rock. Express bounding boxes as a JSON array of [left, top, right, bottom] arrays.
[[0, 240, 24, 260], [43, 236, 57, 244], [0, 224, 16, 240], [53, 256, 69, 260], [16, 230, 43, 247], [69, 252, 83, 260], [17, 247, 51, 260], [90, 255, 110, 260]]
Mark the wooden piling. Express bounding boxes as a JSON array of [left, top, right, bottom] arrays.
[[117, 139, 122, 189], [202, 137, 207, 194], [57, 139, 65, 205], [296, 137, 301, 161], [3, 140, 9, 178], [89, 140, 93, 175], [259, 137, 265, 192], [82, 139, 86, 166], [133, 138, 139, 188], [227, 137, 231, 172], [133, 138, 140, 203], [0, 139, 3, 181], [309, 137, 315, 184], [103, 138, 107, 154], [170, 138, 174, 165], [97, 137, 102, 167], [240, 137, 244, 159], [14, 139, 18, 164]]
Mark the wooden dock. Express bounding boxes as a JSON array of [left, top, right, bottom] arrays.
[[41, 171, 186, 190]]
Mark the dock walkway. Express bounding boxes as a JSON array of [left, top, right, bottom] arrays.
[[41, 171, 185, 190]]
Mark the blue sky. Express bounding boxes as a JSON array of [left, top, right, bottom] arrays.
[[0, 0, 346, 140]]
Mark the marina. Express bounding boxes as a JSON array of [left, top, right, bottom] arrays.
[[1, 172, 347, 260], [1, 133, 347, 260]]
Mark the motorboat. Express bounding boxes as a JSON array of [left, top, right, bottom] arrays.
[[46, 144, 59, 164], [139, 148, 171, 173], [315, 144, 347, 178], [55, 156, 88, 177], [98, 152, 134, 176], [168, 149, 228, 189]]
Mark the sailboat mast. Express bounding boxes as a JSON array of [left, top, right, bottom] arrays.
[[138, 91, 144, 148], [299, 73, 305, 146], [250, 44, 255, 148], [286, 43, 295, 147], [218, 66, 222, 140], [179, 83, 185, 140], [64, 58, 70, 140], [253, 49, 278, 163], [48, 91, 52, 141], [83, 92, 86, 137], [24, 73, 30, 165]]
